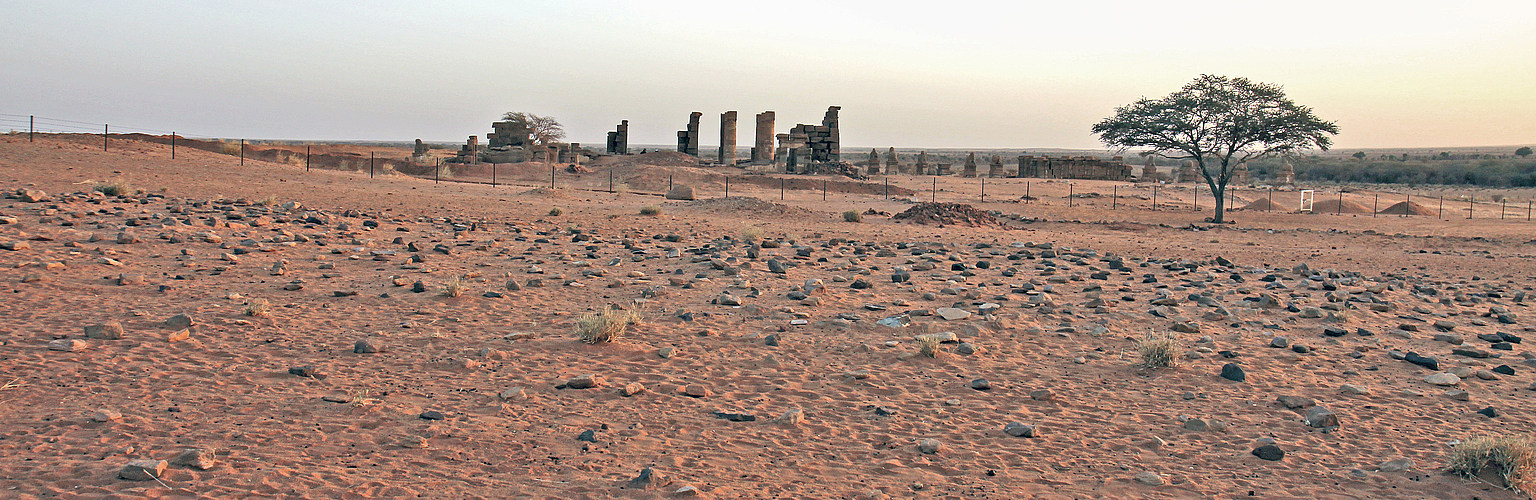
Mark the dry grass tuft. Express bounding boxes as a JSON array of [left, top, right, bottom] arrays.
[[575, 304, 643, 344], [1447, 434, 1536, 494], [843, 210, 863, 223], [93, 181, 132, 197], [1137, 332, 1180, 369], [244, 298, 270, 317], [441, 275, 466, 298], [739, 225, 763, 243], [548, 207, 563, 216], [917, 335, 941, 358], [639, 206, 662, 216]]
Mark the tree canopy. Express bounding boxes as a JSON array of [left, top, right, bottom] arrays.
[[1092, 74, 1338, 222], [1518, 146, 1533, 157], [502, 112, 565, 146]]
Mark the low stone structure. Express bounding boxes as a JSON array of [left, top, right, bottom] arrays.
[[1230, 162, 1250, 185], [885, 148, 899, 174], [1015, 155, 1133, 181], [1275, 161, 1296, 185], [488, 118, 532, 148], [413, 139, 428, 158], [915, 151, 930, 175], [1177, 160, 1201, 183], [866, 149, 881, 175], [775, 106, 841, 171], [961, 153, 978, 178], [989, 155, 1006, 178]]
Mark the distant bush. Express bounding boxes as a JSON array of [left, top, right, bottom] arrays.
[[639, 206, 661, 216], [548, 207, 563, 216], [1250, 157, 1536, 187], [843, 211, 862, 223], [1137, 333, 1179, 369]]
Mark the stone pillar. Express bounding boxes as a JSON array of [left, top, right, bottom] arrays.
[[1178, 160, 1199, 183], [915, 151, 929, 175], [1231, 162, 1250, 185], [989, 155, 1005, 178], [885, 147, 899, 173], [821, 106, 841, 162], [607, 120, 629, 155], [1141, 155, 1157, 181], [962, 152, 978, 178], [678, 112, 701, 156], [1276, 161, 1296, 185], [753, 111, 775, 163], [413, 139, 427, 157], [719, 111, 737, 165]]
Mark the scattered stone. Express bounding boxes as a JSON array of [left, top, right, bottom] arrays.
[[1423, 372, 1460, 386], [1477, 407, 1499, 418], [621, 382, 646, 397], [1378, 458, 1414, 472], [118, 459, 168, 481], [1220, 363, 1246, 382], [171, 448, 217, 470], [1134, 471, 1164, 486], [1403, 352, 1439, 370], [1030, 389, 1055, 401], [776, 409, 805, 425], [288, 366, 327, 379], [627, 467, 668, 489], [48, 338, 86, 351], [683, 384, 711, 398], [1277, 395, 1316, 409], [713, 411, 756, 422], [1003, 422, 1038, 438], [1304, 406, 1340, 430], [935, 307, 971, 321], [917, 438, 943, 454], [1340, 384, 1371, 395], [164, 314, 194, 330], [354, 339, 381, 354], [84, 321, 124, 340], [419, 410, 445, 420], [1252, 444, 1285, 461], [90, 409, 122, 422], [566, 374, 605, 389], [970, 379, 991, 391], [1269, 337, 1289, 348]]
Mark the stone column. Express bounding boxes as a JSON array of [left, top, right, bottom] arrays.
[[678, 112, 701, 156], [821, 106, 841, 162], [753, 111, 775, 163], [719, 111, 737, 165], [962, 152, 978, 178], [885, 147, 899, 173]]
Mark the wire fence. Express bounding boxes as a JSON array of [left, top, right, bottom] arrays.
[[5, 112, 1533, 223]]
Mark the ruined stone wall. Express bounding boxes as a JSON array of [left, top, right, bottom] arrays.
[[488, 119, 531, 148], [1014, 155, 1133, 181], [677, 112, 701, 156], [606, 120, 629, 155]]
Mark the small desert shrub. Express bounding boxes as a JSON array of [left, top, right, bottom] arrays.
[[441, 275, 466, 298], [219, 142, 241, 156], [639, 206, 662, 216], [574, 304, 643, 344], [1136, 333, 1179, 369], [244, 298, 270, 317], [93, 181, 131, 197], [916, 335, 941, 358], [843, 210, 862, 223], [739, 225, 763, 243], [255, 195, 277, 206], [1447, 434, 1536, 494], [548, 207, 563, 216]]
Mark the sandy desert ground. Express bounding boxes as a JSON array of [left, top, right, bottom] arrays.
[[1, 134, 1535, 499]]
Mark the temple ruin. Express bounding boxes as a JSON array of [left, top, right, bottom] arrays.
[[677, 112, 701, 156], [606, 120, 629, 155], [752, 112, 774, 164], [885, 148, 899, 173], [962, 153, 978, 178], [1275, 161, 1296, 185], [719, 111, 737, 164], [1015, 155, 1134, 181], [775, 106, 842, 171], [989, 155, 1006, 178], [866, 149, 881, 175]]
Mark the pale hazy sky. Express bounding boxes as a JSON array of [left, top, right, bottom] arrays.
[[2, 1, 1533, 149]]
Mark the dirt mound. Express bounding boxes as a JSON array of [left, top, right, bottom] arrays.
[[564, 164, 592, 174], [1309, 198, 1373, 214], [1242, 198, 1289, 211], [674, 197, 816, 218], [517, 187, 569, 198], [1378, 200, 1435, 215], [892, 202, 1006, 227]]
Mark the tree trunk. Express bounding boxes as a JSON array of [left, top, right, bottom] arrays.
[[1213, 185, 1226, 223]]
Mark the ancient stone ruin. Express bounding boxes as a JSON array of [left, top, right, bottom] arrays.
[[488, 118, 532, 148], [719, 111, 737, 165], [866, 149, 881, 175], [456, 136, 481, 161], [885, 148, 899, 173], [915, 151, 930, 175], [412, 139, 428, 159], [775, 106, 842, 172], [989, 155, 1006, 178], [1275, 161, 1296, 185], [1177, 160, 1200, 183], [1015, 155, 1133, 181], [677, 112, 701, 156], [606, 120, 629, 155], [752, 112, 775, 164], [962, 153, 978, 178], [1231, 162, 1250, 184]]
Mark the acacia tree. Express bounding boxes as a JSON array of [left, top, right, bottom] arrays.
[[502, 112, 566, 146], [1092, 74, 1338, 223], [1517, 146, 1533, 157]]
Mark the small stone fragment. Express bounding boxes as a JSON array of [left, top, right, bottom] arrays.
[[118, 459, 168, 481]]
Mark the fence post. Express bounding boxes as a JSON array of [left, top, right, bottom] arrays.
[[1336, 192, 1342, 215], [103, 124, 109, 151], [884, 177, 888, 200], [492, 163, 497, 187], [780, 178, 785, 200], [1112, 185, 1118, 209], [1501, 199, 1507, 219], [1468, 197, 1473, 219], [725, 176, 730, 198], [1193, 186, 1198, 211], [1153, 184, 1158, 210], [1404, 194, 1410, 217], [1373, 194, 1378, 217], [171, 133, 177, 159], [1068, 183, 1074, 207], [28, 115, 33, 142], [1439, 196, 1444, 219], [304, 146, 309, 172], [608, 170, 613, 193], [822, 180, 827, 201], [931, 176, 936, 203], [668, 174, 673, 192], [1025, 182, 1029, 203], [1528, 200, 1532, 221], [434, 161, 439, 184], [980, 176, 986, 203], [241, 139, 246, 166], [551, 164, 556, 189], [369, 151, 374, 178]]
